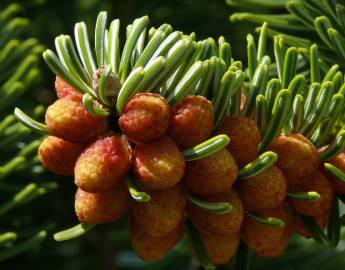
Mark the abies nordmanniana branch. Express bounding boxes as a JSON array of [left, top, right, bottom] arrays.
[[12, 5, 345, 270]]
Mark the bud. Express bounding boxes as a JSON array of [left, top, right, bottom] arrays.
[[92, 66, 122, 105]]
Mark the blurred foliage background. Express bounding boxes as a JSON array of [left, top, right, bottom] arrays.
[[1, 0, 345, 269]]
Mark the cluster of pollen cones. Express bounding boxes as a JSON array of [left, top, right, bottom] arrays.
[[37, 75, 344, 265]]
